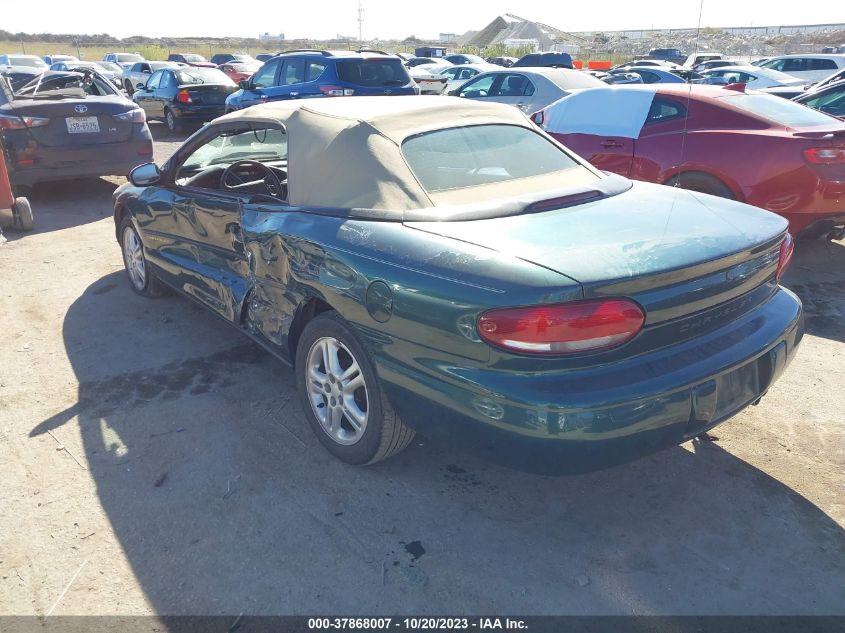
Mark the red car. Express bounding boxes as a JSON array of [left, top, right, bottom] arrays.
[[534, 84, 845, 236], [218, 60, 262, 83]]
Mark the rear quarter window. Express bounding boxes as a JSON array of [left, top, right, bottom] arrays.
[[402, 124, 581, 192], [724, 93, 839, 127]]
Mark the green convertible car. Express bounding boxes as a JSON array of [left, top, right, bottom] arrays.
[[113, 96, 803, 473]]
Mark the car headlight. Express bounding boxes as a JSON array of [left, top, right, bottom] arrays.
[[114, 108, 146, 123]]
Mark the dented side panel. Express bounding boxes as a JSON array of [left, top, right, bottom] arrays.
[[239, 205, 582, 362]]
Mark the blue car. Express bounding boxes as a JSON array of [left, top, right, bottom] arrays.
[[225, 50, 417, 111]]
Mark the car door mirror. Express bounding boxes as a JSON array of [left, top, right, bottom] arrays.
[[136, 83, 146, 91], [238, 79, 253, 90], [129, 163, 161, 187]]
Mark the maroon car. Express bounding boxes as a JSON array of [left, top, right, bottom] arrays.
[[533, 84, 845, 237], [166, 53, 216, 68]]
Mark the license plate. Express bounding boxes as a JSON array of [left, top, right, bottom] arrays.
[[65, 116, 100, 134]]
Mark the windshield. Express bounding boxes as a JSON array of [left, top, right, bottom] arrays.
[[724, 93, 838, 127], [337, 59, 410, 86], [175, 68, 235, 85], [15, 72, 118, 98], [99, 61, 122, 72], [178, 127, 288, 176], [402, 124, 582, 192], [182, 54, 207, 63], [231, 62, 261, 71], [117, 54, 144, 63]]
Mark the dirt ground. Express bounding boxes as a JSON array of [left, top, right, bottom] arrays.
[[1, 123, 844, 616]]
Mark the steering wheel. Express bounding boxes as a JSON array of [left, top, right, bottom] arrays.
[[221, 160, 284, 198]]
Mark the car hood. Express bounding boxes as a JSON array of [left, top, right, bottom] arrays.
[[404, 180, 787, 285]]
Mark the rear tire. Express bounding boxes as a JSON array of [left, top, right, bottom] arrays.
[[666, 172, 735, 200], [119, 216, 167, 298], [295, 312, 415, 465], [12, 198, 33, 231], [165, 109, 182, 134], [124, 80, 134, 95]]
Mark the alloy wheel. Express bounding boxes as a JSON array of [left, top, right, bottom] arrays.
[[122, 226, 146, 290], [305, 336, 369, 445]]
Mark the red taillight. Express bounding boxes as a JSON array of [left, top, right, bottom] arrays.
[[477, 299, 645, 355], [319, 85, 355, 97], [776, 233, 794, 282], [802, 147, 845, 165], [0, 113, 50, 130], [176, 89, 192, 104]]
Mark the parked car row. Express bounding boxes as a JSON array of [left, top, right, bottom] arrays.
[[2, 45, 844, 242]]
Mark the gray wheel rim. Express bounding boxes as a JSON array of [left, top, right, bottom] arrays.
[[122, 226, 146, 290], [306, 336, 369, 445]]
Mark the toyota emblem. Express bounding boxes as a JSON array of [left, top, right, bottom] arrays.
[[74, 104, 88, 113]]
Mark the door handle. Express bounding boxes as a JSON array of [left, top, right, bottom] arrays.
[[600, 140, 623, 148], [289, 92, 299, 97]]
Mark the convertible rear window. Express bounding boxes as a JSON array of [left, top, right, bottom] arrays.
[[725, 93, 836, 127], [402, 124, 581, 192]]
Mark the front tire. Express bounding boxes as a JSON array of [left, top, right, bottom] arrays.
[[295, 312, 415, 465], [119, 217, 167, 298], [124, 80, 134, 95], [12, 198, 33, 231]]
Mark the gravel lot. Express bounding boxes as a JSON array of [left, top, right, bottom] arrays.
[[1, 122, 844, 616]]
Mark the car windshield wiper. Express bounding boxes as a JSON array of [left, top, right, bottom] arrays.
[[382, 79, 405, 85]]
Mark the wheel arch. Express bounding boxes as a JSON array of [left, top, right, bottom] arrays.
[[287, 296, 336, 362], [661, 167, 745, 202]]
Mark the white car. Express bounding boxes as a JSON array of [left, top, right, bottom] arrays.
[[757, 54, 845, 83], [409, 62, 453, 95], [454, 67, 606, 114], [436, 63, 498, 94], [701, 65, 806, 90]]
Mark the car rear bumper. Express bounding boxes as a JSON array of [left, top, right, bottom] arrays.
[[748, 173, 845, 234], [171, 104, 227, 120], [375, 287, 803, 474], [11, 140, 153, 187]]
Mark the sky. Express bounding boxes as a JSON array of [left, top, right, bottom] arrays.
[[2, 0, 841, 40]]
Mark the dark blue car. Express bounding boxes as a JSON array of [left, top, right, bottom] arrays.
[[224, 50, 417, 111]]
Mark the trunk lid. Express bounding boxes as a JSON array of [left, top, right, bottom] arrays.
[[178, 83, 236, 105], [406, 181, 788, 324], [8, 96, 137, 145]]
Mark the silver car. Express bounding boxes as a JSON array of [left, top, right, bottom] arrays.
[[452, 68, 605, 114]]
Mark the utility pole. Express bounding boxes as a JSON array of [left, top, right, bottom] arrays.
[[358, 0, 364, 46]]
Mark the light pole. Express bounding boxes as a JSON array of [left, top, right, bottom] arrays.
[[358, 0, 364, 46]]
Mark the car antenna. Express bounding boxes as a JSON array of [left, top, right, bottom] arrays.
[[675, 0, 706, 191]]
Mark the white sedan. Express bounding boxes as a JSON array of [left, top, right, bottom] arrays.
[[408, 62, 453, 95], [435, 63, 499, 94], [700, 65, 806, 90]]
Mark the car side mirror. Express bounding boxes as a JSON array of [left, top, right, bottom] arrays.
[[238, 79, 253, 90], [136, 83, 146, 90], [129, 163, 161, 187]]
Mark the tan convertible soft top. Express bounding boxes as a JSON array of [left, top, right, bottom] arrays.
[[217, 96, 544, 210]]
